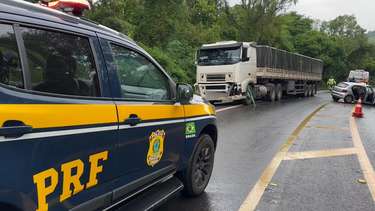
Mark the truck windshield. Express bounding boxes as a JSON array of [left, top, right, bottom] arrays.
[[197, 47, 241, 66]]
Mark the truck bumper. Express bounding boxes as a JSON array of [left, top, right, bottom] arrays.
[[195, 83, 245, 102]]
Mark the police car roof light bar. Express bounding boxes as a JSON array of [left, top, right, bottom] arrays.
[[38, 0, 91, 17]]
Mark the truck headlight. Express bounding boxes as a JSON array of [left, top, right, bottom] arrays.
[[200, 74, 205, 81]]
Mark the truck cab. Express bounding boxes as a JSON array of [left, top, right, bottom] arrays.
[[195, 41, 257, 103]]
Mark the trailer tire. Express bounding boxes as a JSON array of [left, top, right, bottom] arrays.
[[304, 86, 309, 97], [266, 84, 276, 102], [311, 84, 316, 96], [276, 84, 282, 101], [309, 85, 314, 97]]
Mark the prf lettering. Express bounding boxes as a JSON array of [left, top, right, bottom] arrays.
[[33, 151, 108, 211]]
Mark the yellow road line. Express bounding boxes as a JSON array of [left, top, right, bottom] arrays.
[[284, 148, 358, 160], [305, 125, 349, 131], [350, 116, 375, 201], [238, 104, 327, 211]]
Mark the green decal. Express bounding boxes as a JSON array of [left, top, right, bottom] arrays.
[[185, 122, 196, 138]]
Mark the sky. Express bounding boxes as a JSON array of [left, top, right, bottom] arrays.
[[227, 0, 375, 31]]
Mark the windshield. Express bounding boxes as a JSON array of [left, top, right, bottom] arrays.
[[197, 47, 241, 66]]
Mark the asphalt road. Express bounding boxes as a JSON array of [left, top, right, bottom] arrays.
[[157, 91, 375, 211]]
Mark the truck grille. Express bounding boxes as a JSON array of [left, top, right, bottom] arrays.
[[206, 85, 226, 90], [206, 74, 226, 82]]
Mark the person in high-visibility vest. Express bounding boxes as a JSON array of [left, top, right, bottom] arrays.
[[327, 77, 336, 90]]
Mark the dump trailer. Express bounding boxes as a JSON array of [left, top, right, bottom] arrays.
[[195, 41, 323, 103]]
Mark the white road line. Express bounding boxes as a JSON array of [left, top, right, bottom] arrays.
[[216, 105, 244, 113]]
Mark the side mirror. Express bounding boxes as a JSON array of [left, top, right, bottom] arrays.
[[242, 47, 250, 62], [177, 83, 193, 104]]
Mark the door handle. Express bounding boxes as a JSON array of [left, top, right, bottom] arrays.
[[124, 114, 142, 126], [0, 121, 33, 138]]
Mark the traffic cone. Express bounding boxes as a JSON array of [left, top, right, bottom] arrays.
[[352, 99, 364, 118]]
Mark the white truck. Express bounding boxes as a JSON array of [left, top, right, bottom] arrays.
[[195, 41, 323, 103]]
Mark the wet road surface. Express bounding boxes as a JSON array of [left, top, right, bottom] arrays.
[[156, 92, 375, 211]]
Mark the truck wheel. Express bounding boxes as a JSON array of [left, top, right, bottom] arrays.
[[181, 134, 215, 197], [276, 84, 282, 101], [309, 85, 314, 97], [267, 84, 276, 102], [311, 84, 316, 96], [344, 95, 354, 104], [304, 86, 309, 97]]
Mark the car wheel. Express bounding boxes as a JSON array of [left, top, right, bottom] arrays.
[[180, 134, 215, 197], [344, 95, 353, 104]]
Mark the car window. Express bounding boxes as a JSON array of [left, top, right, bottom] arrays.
[[0, 24, 23, 89], [110, 44, 171, 101], [20, 27, 100, 97]]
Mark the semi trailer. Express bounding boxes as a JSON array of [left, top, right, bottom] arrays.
[[195, 41, 323, 103]]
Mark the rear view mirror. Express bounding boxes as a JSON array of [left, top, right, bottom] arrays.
[[177, 83, 193, 104], [242, 47, 250, 62]]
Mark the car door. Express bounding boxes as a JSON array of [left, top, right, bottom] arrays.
[[0, 23, 119, 211], [365, 86, 374, 104], [99, 38, 185, 199]]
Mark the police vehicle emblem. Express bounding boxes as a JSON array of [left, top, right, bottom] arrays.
[[147, 130, 166, 167]]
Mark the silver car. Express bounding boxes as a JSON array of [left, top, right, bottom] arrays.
[[331, 82, 375, 104]]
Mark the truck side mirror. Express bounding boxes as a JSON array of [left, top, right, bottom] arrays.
[[177, 83, 193, 104], [242, 47, 250, 62]]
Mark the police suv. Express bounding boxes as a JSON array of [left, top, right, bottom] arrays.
[[0, 1, 218, 210]]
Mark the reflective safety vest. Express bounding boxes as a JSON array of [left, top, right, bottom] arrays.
[[327, 78, 336, 88]]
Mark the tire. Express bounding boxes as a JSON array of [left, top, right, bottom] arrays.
[[309, 85, 314, 97], [332, 96, 339, 102], [344, 95, 353, 104], [180, 134, 215, 197], [311, 84, 316, 96], [304, 86, 309, 97], [276, 84, 282, 101], [267, 84, 276, 102]]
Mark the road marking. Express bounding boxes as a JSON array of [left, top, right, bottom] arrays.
[[216, 105, 244, 113], [305, 125, 349, 131], [350, 116, 375, 201], [238, 104, 327, 211], [284, 148, 358, 160]]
